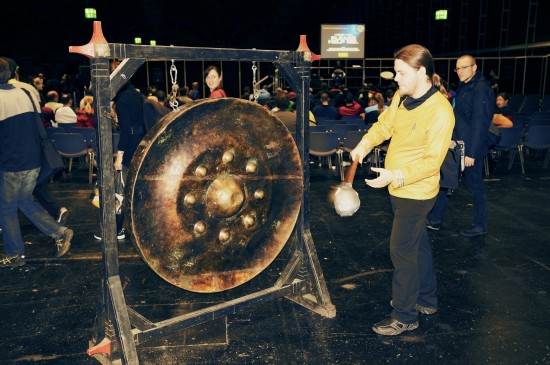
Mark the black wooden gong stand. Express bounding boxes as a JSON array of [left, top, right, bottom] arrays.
[[72, 22, 335, 365]]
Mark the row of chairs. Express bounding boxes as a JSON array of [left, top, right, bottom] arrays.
[[309, 123, 550, 181], [310, 123, 372, 140], [508, 94, 550, 114], [485, 124, 550, 175], [513, 111, 550, 129], [315, 115, 364, 125], [315, 118, 366, 130], [308, 129, 383, 181]]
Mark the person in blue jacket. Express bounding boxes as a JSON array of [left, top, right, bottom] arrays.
[[427, 54, 495, 237], [94, 81, 146, 241]]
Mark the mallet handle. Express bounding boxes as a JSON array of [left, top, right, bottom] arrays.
[[344, 159, 359, 184]]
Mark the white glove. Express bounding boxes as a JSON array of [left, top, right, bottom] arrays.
[[114, 150, 124, 171], [350, 140, 372, 164], [365, 168, 404, 188]]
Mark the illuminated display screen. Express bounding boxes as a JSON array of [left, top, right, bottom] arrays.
[[321, 24, 365, 59]]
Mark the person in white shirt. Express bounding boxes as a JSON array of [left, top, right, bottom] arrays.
[[54, 93, 77, 127]]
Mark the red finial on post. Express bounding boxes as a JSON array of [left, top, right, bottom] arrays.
[[296, 35, 320, 62], [69, 21, 110, 59], [87, 338, 112, 357]]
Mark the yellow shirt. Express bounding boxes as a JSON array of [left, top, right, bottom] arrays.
[[361, 90, 455, 200]]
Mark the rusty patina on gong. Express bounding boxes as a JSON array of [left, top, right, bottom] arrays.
[[125, 98, 303, 293]]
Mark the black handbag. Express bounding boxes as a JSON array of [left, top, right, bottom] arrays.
[[20, 88, 65, 184], [439, 142, 463, 189]]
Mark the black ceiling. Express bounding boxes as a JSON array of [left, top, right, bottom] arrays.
[[1, 0, 548, 76]]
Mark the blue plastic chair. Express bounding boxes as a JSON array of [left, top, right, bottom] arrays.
[[541, 95, 550, 112], [70, 127, 97, 181], [331, 124, 360, 144], [309, 125, 328, 133], [509, 94, 525, 113], [492, 126, 524, 171], [313, 116, 334, 125], [309, 132, 341, 171], [57, 122, 77, 130], [342, 130, 367, 154], [69, 127, 96, 149], [342, 118, 367, 129], [339, 129, 384, 180], [340, 115, 363, 122], [52, 132, 94, 183], [513, 113, 529, 129], [527, 112, 550, 127], [519, 125, 550, 173], [519, 94, 541, 114], [316, 119, 341, 131], [46, 126, 65, 139]]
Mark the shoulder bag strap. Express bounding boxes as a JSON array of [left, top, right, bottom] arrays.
[[20, 88, 48, 140]]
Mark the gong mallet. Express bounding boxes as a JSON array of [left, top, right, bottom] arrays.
[[334, 159, 361, 217]]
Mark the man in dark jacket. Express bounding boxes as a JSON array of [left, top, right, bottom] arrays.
[[427, 54, 494, 237], [94, 82, 145, 241]]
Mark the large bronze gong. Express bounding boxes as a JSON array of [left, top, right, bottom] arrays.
[[125, 98, 303, 293]]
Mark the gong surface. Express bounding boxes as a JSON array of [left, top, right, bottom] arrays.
[[125, 98, 303, 293]]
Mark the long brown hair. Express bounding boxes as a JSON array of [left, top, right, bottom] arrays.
[[394, 44, 448, 96], [371, 92, 385, 114]]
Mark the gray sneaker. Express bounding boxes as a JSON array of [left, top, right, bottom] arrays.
[[55, 228, 73, 257], [372, 317, 419, 336], [390, 300, 438, 315], [415, 303, 438, 315]]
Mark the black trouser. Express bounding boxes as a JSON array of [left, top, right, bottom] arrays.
[[429, 158, 487, 230], [463, 161, 487, 228], [33, 183, 60, 218], [427, 188, 452, 226], [389, 195, 437, 324]]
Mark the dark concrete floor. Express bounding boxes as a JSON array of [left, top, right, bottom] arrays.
[[1, 151, 550, 365]]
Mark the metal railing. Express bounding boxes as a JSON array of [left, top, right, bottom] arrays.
[[138, 54, 549, 98]]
